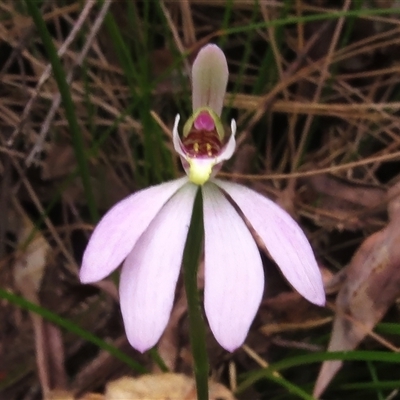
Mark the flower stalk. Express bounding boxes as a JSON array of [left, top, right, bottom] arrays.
[[182, 188, 209, 400]]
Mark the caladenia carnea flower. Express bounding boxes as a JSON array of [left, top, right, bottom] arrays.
[[80, 44, 325, 353]]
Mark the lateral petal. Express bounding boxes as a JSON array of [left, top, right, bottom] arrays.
[[172, 114, 186, 158], [215, 180, 325, 306], [80, 177, 188, 283], [215, 119, 237, 163], [202, 183, 264, 352], [192, 44, 228, 116], [119, 182, 198, 353]]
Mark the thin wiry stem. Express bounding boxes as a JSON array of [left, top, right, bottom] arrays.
[[182, 188, 209, 400]]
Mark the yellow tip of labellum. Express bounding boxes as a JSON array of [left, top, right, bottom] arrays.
[[188, 158, 215, 185]]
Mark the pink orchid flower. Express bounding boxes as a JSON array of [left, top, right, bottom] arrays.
[[80, 44, 325, 353]]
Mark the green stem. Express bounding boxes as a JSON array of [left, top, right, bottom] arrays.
[[0, 288, 146, 373], [182, 189, 209, 400]]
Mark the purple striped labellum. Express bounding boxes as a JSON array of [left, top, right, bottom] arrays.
[[181, 107, 224, 158]]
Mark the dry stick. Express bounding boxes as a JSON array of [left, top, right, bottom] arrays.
[[11, 199, 67, 397], [17, 75, 141, 131], [364, 76, 400, 178], [0, 20, 40, 80], [25, 0, 112, 165], [235, 14, 400, 145], [160, 0, 191, 77], [0, 154, 11, 259], [336, 35, 400, 70], [231, 94, 400, 118], [292, 75, 400, 177], [260, 4, 289, 100], [220, 148, 400, 181], [287, 0, 306, 174], [7, 0, 96, 147], [261, 5, 296, 171], [242, 344, 283, 379], [238, 31, 400, 130], [228, 361, 237, 392], [260, 3, 291, 172], [292, 0, 351, 171], [180, 0, 197, 45], [83, 36, 138, 178], [236, 20, 332, 150], [1, 128, 76, 267], [386, 390, 400, 400], [353, 76, 385, 183], [0, 0, 53, 124], [295, 0, 305, 50], [21, 278, 52, 396], [163, 0, 284, 7], [326, 301, 400, 353], [339, 64, 400, 81], [8, 155, 77, 268]]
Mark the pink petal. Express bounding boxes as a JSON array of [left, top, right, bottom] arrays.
[[192, 44, 228, 116], [215, 180, 325, 306], [202, 183, 264, 352], [119, 182, 198, 352], [172, 114, 185, 159], [80, 177, 188, 283]]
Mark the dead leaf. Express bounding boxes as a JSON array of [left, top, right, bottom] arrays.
[[12, 199, 50, 298], [41, 143, 76, 180], [46, 390, 74, 400], [78, 394, 104, 400], [105, 373, 236, 400], [155, 284, 187, 372], [12, 199, 67, 397], [313, 182, 400, 398], [305, 174, 385, 210], [302, 174, 385, 230], [78, 395, 104, 400]]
